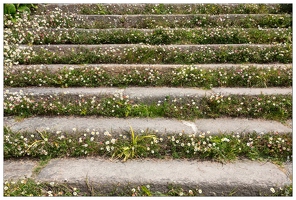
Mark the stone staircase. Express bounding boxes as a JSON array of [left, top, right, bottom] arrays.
[[3, 3, 292, 196]]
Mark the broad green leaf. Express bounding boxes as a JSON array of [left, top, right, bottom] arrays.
[[17, 5, 31, 13], [4, 4, 16, 15]]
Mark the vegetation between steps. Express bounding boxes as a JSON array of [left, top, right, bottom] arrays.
[[3, 3, 293, 197], [4, 65, 292, 88], [36, 3, 292, 15], [4, 126, 292, 163], [16, 28, 293, 45], [4, 90, 292, 121], [3, 177, 292, 196], [35, 3, 292, 15], [7, 8, 292, 30], [4, 8, 292, 67], [18, 44, 292, 65], [73, 14, 292, 29], [81, 4, 293, 15]]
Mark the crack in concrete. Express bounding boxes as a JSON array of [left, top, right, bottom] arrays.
[[181, 120, 198, 134]]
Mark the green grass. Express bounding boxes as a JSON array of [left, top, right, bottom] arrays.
[[19, 28, 292, 45], [4, 91, 292, 121], [3, 178, 80, 196], [3, 3, 293, 197], [3, 178, 292, 196], [18, 44, 292, 65], [76, 3, 292, 15], [28, 12, 292, 29], [4, 6, 292, 66], [4, 126, 292, 163], [4, 65, 292, 88], [72, 14, 292, 29]]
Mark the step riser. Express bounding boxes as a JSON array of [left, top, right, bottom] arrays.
[[4, 87, 292, 97]]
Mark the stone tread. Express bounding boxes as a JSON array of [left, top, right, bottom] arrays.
[[3, 158, 292, 196], [4, 116, 292, 135], [4, 87, 293, 99]]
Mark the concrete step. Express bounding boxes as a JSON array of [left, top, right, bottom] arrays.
[[4, 116, 292, 136], [3, 157, 292, 196], [4, 87, 292, 100]]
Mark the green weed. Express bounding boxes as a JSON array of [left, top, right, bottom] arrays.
[[4, 126, 292, 163]]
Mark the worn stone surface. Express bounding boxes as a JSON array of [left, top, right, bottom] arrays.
[[212, 87, 292, 96], [35, 158, 292, 196], [193, 118, 292, 134], [4, 117, 291, 136], [3, 157, 292, 196], [124, 87, 210, 100], [4, 87, 292, 99], [4, 87, 124, 97], [3, 116, 193, 136], [3, 159, 38, 181]]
